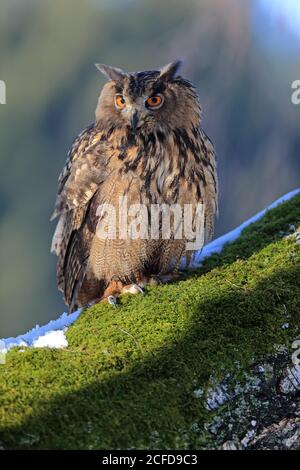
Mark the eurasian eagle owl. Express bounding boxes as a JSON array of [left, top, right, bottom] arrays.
[[51, 61, 218, 310]]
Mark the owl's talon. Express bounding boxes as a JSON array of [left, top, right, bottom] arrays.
[[133, 284, 144, 295], [107, 295, 118, 307], [122, 283, 144, 295], [140, 272, 183, 287]]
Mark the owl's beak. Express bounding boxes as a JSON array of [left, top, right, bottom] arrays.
[[130, 110, 139, 131]]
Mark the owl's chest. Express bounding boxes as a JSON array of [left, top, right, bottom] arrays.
[[104, 140, 183, 204]]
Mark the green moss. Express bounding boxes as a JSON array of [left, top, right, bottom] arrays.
[[0, 194, 300, 449]]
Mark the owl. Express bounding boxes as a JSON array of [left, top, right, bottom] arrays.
[[51, 61, 218, 310]]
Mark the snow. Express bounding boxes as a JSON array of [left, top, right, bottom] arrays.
[[32, 330, 68, 348], [1, 309, 81, 352], [189, 188, 300, 268], [0, 188, 299, 353]]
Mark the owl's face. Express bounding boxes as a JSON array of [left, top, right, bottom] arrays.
[[95, 62, 201, 132]]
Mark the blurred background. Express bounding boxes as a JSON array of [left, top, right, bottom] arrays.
[[1, 0, 299, 336]]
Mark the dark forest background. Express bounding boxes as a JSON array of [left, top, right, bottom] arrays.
[[1, 0, 299, 336]]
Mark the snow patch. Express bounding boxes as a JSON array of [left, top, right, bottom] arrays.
[[1, 310, 81, 353], [32, 330, 68, 349], [189, 188, 300, 269]]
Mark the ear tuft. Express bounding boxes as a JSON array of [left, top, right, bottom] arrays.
[[159, 60, 182, 80], [95, 63, 126, 81]]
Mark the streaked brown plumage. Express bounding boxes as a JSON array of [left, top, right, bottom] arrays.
[[51, 61, 218, 311]]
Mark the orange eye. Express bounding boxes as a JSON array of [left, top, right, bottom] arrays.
[[146, 94, 164, 109], [115, 94, 126, 109]]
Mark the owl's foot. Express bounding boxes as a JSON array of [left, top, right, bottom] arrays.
[[100, 280, 144, 307], [100, 280, 123, 307], [100, 272, 183, 307], [121, 284, 144, 295], [139, 271, 184, 287], [107, 295, 118, 307]]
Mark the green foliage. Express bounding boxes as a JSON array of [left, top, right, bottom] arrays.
[[0, 194, 299, 449]]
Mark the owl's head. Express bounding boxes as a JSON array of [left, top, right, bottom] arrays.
[[95, 61, 201, 131]]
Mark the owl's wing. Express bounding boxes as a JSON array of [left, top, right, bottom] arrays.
[[199, 128, 218, 242], [51, 124, 107, 220], [179, 126, 218, 271], [51, 124, 108, 310]]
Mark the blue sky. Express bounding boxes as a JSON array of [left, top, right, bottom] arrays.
[[258, 0, 300, 40], [253, 0, 300, 57]]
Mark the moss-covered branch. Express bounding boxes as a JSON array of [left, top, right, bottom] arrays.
[[0, 194, 300, 449]]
